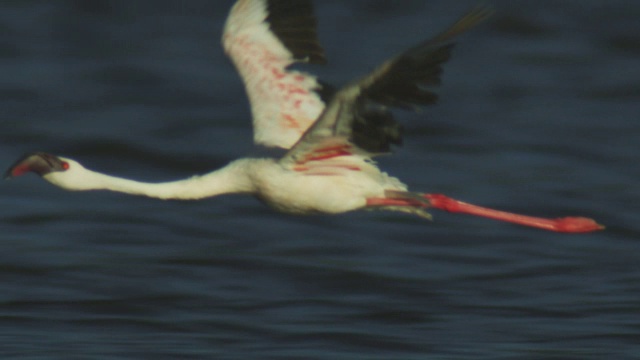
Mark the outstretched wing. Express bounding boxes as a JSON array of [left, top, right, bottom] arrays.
[[282, 8, 492, 167], [223, 0, 328, 149]]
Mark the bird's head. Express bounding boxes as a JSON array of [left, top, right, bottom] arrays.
[[5, 152, 90, 190]]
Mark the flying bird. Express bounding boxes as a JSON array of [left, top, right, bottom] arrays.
[[5, 0, 603, 233]]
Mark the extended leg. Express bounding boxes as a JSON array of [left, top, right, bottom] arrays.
[[423, 193, 604, 233], [366, 191, 603, 233]]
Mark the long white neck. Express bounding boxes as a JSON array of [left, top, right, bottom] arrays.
[[45, 159, 257, 200]]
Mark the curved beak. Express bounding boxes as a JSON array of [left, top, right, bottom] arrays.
[[5, 152, 67, 179]]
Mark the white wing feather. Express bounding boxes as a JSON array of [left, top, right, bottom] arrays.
[[223, 0, 327, 149]]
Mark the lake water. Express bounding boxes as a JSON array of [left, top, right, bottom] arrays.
[[1, 0, 639, 359]]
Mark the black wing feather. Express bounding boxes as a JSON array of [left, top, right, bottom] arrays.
[[266, 0, 326, 64], [285, 7, 492, 159]]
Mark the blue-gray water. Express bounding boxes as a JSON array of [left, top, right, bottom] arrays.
[[1, 1, 639, 359]]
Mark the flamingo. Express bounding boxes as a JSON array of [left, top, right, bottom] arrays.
[[5, 0, 602, 233]]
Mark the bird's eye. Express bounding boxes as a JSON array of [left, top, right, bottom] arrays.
[[61, 162, 70, 170]]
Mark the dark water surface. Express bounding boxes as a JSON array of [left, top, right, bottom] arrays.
[[2, 1, 639, 358]]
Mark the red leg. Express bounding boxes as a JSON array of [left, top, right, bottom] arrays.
[[423, 194, 604, 233]]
